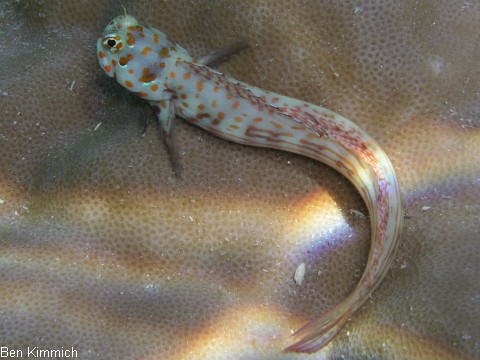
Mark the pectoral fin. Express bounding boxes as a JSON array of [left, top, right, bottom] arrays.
[[149, 100, 183, 177]]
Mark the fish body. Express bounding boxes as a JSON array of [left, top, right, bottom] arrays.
[[97, 14, 403, 353]]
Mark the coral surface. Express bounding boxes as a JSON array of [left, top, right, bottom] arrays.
[[0, 0, 479, 359]]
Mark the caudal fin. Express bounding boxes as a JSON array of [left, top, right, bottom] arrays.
[[284, 295, 357, 353]]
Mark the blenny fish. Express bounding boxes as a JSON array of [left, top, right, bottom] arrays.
[[97, 13, 403, 353]]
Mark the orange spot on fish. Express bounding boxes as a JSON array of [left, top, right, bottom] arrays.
[[141, 47, 152, 56], [226, 94, 233, 100], [213, 87, 219, 93], [119, 53, 133, 66], [127, 33, 135, 46], [104, 65, 112, 72], [170, 72, 176, 79], [234, 117, 242, 122], [211, 100, 217, 108], [272, 97, 279, 102], [160, 62, 166, 69], [253, 117, 263, 122], [212, 119, 220, 126], [139, 68, 156, 83], [125, 80, 133, 88], [182, 102, 189, 108], [160, 101, 167, 108], [137, 92, 149, 97], [198, 103, 205, 110], [181, 94, 187, 99], [183, 73, 191, 80], [269, 120, 282, 129], [99, 51, 105, 59], [111, 59, 117, 66], [128, 69, 134, 74], [291, 125, 306, 130], [159, 47, 169, 57], [232, 101, 240, 109], [154, 34, 159, 43], [197, 81, 204, 92], [151, 84, 159, 91], [217, 112, 225, 120], [178, 85, 184, 91], [230, 124, 239, 130]]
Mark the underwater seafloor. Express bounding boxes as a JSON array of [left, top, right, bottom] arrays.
[[0, 0, 479, 359]]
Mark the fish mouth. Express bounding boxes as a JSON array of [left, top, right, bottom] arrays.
[[96, 37, 114, 78]]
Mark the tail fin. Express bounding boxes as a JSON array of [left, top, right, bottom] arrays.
[[284, 292, 360, 353]]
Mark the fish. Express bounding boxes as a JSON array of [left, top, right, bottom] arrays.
[[96, 13, 403, 353]]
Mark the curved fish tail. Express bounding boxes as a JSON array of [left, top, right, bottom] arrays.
[[285, 291, 360, 352]]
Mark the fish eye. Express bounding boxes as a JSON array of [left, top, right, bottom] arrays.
[[104, 36, 123, 53]]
